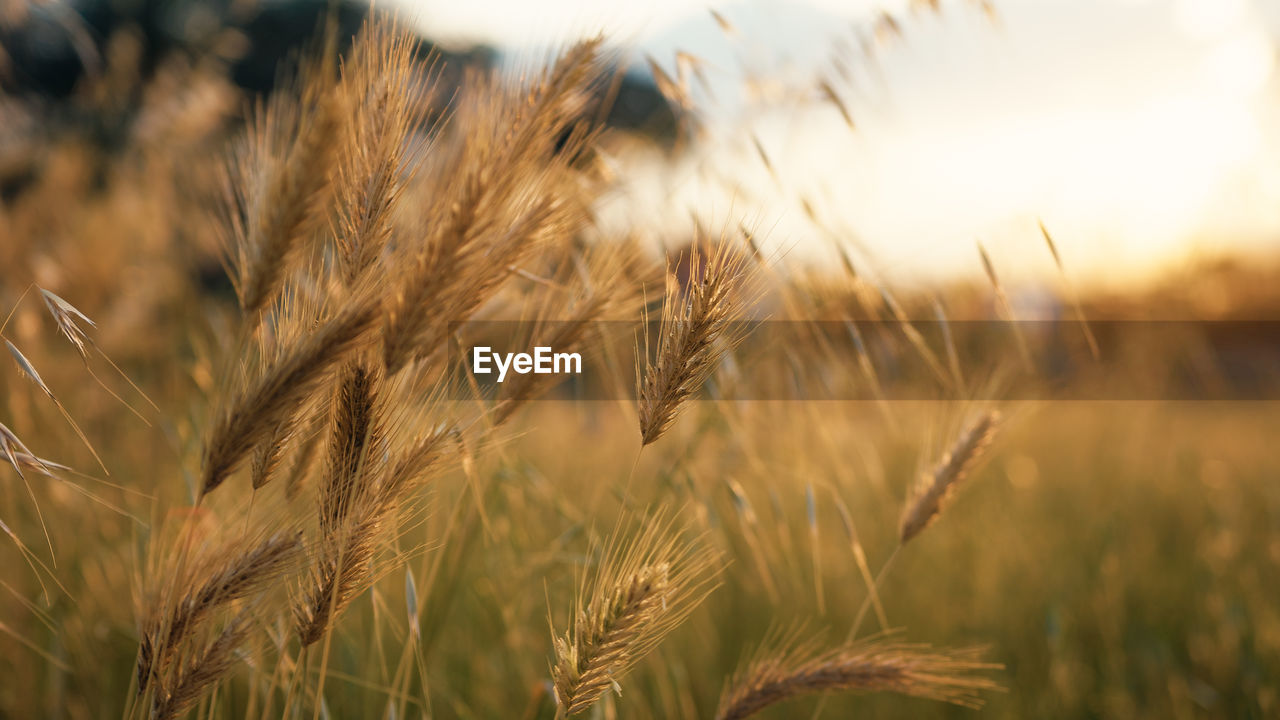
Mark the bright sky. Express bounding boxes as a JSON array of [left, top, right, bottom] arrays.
[[392, 0, 1280, 287]]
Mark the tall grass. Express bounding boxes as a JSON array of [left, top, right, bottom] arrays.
[[0, 7, 1278, 720]]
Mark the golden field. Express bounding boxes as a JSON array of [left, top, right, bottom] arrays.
[[1, 8, 1279, 720]]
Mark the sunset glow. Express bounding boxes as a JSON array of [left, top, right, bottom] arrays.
[[402, 0, 1280, 284]]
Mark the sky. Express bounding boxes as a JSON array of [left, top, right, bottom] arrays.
[[390, 0, 1280, 287]]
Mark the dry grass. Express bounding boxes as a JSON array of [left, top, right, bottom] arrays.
[[0, 6, 1276, 720], [149, 611, 256, 720]]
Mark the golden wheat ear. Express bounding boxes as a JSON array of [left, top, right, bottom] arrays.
[[294, 357, 389, 647], [223, 54, 343, 319], [329, 19, 431, 287], [637, 233, 756, 446], [899, 410, 1001, 544], [550, 512, 721, 717], [200, 297, 380, 496], [148, 611, 256, 720], [137, 531, 302, 695], [714, 634, 1001, 720], [295, 389, 454, 647], [378, 35, 609, 374]]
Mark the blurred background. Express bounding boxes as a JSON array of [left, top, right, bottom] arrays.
[[5, 0, 1279, 286], [413, 0, 1280, 287]]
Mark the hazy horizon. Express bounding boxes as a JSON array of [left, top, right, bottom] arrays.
[[392, 0, 1280, 287]]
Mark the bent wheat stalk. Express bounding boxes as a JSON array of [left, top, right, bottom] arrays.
[[233, 78, 343, 317], [715, 638, 1000, 720], [849, 410, 1003, 641]]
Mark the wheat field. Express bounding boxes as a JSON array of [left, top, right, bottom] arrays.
[[1, 6, 1279, 720]]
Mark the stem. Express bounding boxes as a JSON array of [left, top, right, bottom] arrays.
[[848, 545, 901, 642]]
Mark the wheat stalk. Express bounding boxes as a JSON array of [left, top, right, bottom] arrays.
[[295, 511, 382, 647], [330, 21, 427, 286], [295, 396, 452, 647], [319, 362, 384, 533], [234, 78, 343, 316], [380, 39, 604, 373], [250, 422, 292, 490]]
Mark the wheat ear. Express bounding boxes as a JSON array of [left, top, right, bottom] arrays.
[[137, 532, 300, 693], [715, 638, 1001, 720], [638, 237, 754, 445], [200, 299, 379, 496], [551, 514, 720, 716], [149, 612, 255, 720], [899, 410, 1001, 544], [237, 84, 342, 316]]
